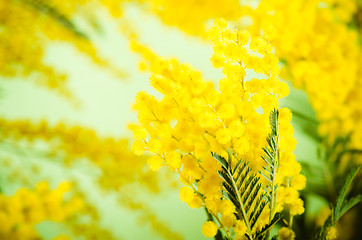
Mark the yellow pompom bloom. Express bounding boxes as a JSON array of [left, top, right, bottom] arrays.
[[211, 54, 225, 68], [204, 197, 220, 215], [326, 226, 338, 240], [219, 199, 235, 215], [216, 128, 232, 145], [165, 151, 182, 169], [179, 187, 194, 203], [189, 196, 203, 209], [237, 30, 251, 45], [128, 124, 148, 140], [214, 18, 228, 29], [289, 198, 305, 216], [147, 139, 163, 155], [228, 120, 245, 138], [179, 186, 202, 208], [147, 155, 163, 171], [132, 139, 146, 156], [278, 227, 295, 240], [221, 213, 236, 228], [201, 221, 218, 238], [234, 220, 247, 237], [291, 174, 307, 190]]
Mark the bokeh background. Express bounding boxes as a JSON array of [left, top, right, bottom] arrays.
[[1, 0, 359, 239]]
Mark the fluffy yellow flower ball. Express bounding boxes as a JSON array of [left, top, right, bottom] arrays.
[[201, 221, 218, 238], [278, 227, 295, 240], [326, 226, 338, 240], [179, 186, 194, 203]]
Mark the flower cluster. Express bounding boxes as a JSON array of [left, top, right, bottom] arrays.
[[0, 181, 83, 240], [132, 0, 362, 156], [0, 119, 159, 192], [134, 0, 245, 36], [245, 0, 362, 149], [0, 0, 126, 97], [131, 19, 305, 238]]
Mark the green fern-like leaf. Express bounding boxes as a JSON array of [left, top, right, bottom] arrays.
[[212, 152, 268, 240], [318, 166, 361, 239], [260, 109, 280, 225], [333, 166, 361, 220], [255, 213, 282, 239], [211, 110, 283, 239], [338, 195, 361, 218]]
